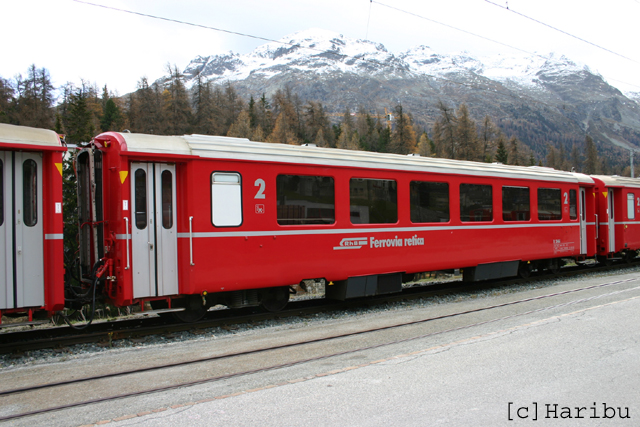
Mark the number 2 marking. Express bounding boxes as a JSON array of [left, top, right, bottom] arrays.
[[564, 192, 569, 204], [254, 178, 266, 199]]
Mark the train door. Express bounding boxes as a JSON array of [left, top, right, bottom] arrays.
[[130, 162, 178, 298], [0, 151, 44, 309], [608, 189, 615, 252], [579, 188, 587, 254]]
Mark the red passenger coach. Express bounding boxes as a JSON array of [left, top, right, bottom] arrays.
[[79, 132, 597, 320], [591, 175, 640, 261], [0, 123, 65, 322]]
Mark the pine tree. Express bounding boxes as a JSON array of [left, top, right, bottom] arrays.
[[584, 135, 599, 174], [14, 65, 54, 128], [64, 84, 95, 144], [0, 77, 14, 123], [435, 100, 457, 159], [495, 137, 508, 164], [163, 65, 192, 135], [416, 132, 432, 156], [390, 104, 417, 154], [546, 145, 558, 169], [100, 85, 122, 132], [508, 136, 520, 165], [479, 115, 499, 162], [570, 143, 582, 172], [129, 77, 163, 134], [191, 73, 216, 134], [455, 104, 479, 161], [227, 110, 252, 138], [313, 127, 327, 147]]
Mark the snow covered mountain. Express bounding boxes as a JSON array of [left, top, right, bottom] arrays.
[[176, 28, 640, 157]]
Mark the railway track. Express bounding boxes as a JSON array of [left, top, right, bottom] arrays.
[[1, 269, 639, 424], [0, 260, 636, 356]]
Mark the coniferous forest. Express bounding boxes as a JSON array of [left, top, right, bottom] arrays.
[[0, 64, 611, 175]]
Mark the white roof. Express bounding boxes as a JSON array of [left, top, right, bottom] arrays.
[[591, 175, 640, 189], [114, 131, 594, 185], [0, 123, 62, 147]]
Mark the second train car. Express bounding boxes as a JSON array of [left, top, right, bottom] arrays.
[[75, 130, 603, 321]]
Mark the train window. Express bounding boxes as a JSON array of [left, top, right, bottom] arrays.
[[460, 184, 492, 222], [276, 175, 335, 225], [538, 188, 562, 220], [350, 178, 397, 224], [0, 159, 3, 226], [161, 170, 173, 229], [502, 186, 530, 221], [211, 172, 242, 227], [134, 168, 147, 230], [628, 193, 635, 220], [569, 190, 577, 220], [23, 159, 37, 227], [410, 181, 449, 223]]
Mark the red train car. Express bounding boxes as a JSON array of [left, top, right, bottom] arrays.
[[78, 131, 599, 320], [591, 175, 640, 261], [0, 123, 65, 322]]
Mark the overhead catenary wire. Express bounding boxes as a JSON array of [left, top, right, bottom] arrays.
[[483, 0, 640, 64], [69, 0, 635, 133], [371, 1, 544, 59]]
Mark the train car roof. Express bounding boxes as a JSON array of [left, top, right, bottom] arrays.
[[0, 123, 63, 148], [591, 175, 640, 189], [114, 131, 594, 185]]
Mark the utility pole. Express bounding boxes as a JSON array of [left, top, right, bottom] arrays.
[[632, 149, 635, 178]]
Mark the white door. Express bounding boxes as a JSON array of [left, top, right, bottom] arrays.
[[0, 151, 44, 309], [608, 189, 615, 253], [130, 163, 178, 298], [579, 188, 587, 255]]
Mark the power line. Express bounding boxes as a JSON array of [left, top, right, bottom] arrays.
[[371, 0, 639, 92], [483, 0, 640, 64], [69, 1, 538, 99], [68, 0, 629, 129], [371, 1, 544, 59]]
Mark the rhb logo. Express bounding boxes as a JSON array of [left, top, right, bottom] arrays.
[[333, 237, 368, 250]]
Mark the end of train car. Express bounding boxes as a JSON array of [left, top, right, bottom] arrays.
[[0, 123, 66, 324]]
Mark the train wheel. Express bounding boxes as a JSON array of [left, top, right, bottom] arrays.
[[517, 261, 532, 279], [597, 255, 612, 266], [547, 259, 560, 274], [172, 295, 208, 323], [259, 286, 290, 312], [625, 251, 637, 263]]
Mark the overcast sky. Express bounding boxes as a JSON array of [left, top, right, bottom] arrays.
[[3, 0, 639, 96]]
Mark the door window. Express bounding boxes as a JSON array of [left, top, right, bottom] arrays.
[[22, 159, 37, 227], [134, 168, 147, 229], [161, 170, 173, 229]]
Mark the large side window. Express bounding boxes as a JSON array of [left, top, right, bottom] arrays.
[[350, 178, 397, 224], [460, 184, 492, 222], [211, 172, 242, 227], [23, 159, 37, 227], [502, 186, 530, 221], [134, 168, 147, 229], [276, 175, 335, 225], [628, 193, 635, 220], [410, 181, 449, 223], [538, 188, 562, 220]]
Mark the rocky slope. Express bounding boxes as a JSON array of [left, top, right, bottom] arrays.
[[176, 28, 640, 162]]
